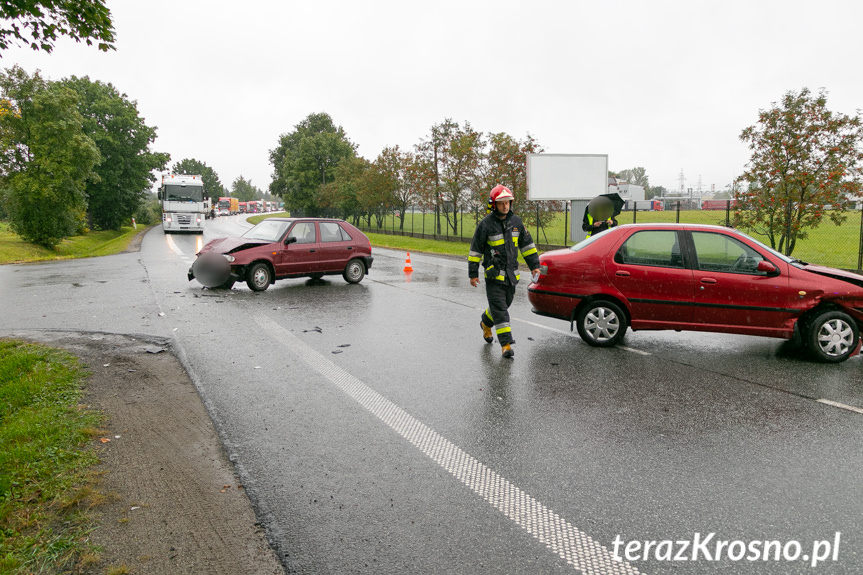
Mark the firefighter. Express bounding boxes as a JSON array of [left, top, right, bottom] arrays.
[[469, 185, 541, 358]]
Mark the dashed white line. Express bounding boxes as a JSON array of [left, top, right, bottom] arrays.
[[254, 314, 641, 575], [817, 399, 863, 415]]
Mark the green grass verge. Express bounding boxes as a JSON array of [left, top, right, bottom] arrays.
[[0, 222, 147, 264], [0, 339, 105, 574]]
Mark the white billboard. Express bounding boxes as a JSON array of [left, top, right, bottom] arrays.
[[526, 153, 608, 200]]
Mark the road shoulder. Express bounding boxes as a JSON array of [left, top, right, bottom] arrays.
[[5, 330, 284, 575]]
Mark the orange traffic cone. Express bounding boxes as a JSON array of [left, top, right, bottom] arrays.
[[403, 252, 414, 272]]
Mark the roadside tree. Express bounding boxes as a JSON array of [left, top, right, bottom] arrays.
[[231, 175, 260, 202], [616, 167, 650, 188], [734, 88, 863, 255], [479, 132, 558, 241], [269, 112, 356, 216], [171, 158, 225, 204], [0, 0, 115, 54], [0, 66, 99, 248], [62, 76, 169, 231], [375, 146, 415, 230], [320, 155, 369, 223], [415, 119, 482, 236]]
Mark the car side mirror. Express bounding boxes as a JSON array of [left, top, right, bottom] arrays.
[[757, 260, 778, 275], [285, 236, 297, 245]]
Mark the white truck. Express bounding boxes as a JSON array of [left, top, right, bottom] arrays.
[[158, 173, 207, 234]]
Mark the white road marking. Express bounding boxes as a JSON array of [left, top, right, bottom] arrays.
[[817, 399, 863, 415], [255, 314, 641, 575], [617, 346, 652, 356], [164, 233, 184, 257]]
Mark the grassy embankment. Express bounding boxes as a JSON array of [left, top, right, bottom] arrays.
[[0, 222, 148, 264], [0, 223, 146, 573], [0, 340, 106, 574]]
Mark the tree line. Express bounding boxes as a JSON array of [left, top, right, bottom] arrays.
[[2, 4, 862, 257], [268, 113, 575, 238], [0, 66, 168, 247], [0, 66, 272, 248], [2, 65, 859, 257]]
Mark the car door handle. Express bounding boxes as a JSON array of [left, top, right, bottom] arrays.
[[701, 277, 717, 284], [615, 271, 630, 277], [309, 249, 315, 253], [347, 246, 353, 250]]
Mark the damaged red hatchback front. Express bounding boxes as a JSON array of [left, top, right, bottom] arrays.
[[188, 217, 373, 292]]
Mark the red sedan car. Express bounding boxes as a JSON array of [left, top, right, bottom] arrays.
[[188, 217, 373, 291], [528, 224, 863, 363]]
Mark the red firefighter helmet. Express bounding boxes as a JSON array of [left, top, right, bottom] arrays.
[[487, 185, 515, 211]]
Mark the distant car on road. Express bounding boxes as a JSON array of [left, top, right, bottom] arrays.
[[188, 217, 373, 291], [528, 223, 863, 363]]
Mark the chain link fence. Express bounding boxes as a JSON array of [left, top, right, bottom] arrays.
[[356, 202, 863, 272]]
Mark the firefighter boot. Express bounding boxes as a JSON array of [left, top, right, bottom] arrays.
[[481, 321, 493, 343], [501, 343, 514, 358]]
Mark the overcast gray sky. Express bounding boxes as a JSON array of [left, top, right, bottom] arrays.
[[4, 0, 862, 196]]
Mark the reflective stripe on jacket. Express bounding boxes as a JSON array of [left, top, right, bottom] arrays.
[[468, 211, 540, 285]]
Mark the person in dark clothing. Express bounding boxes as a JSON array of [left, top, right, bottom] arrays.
[[582, 205, 618, 238], [468, 185, 541, 358]]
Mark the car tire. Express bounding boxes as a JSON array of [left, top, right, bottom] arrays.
[[343, 259, 366, 284], [246, 262, 272, 292], [576, 300, 627, 347], [216, 279, 235, 290], [805, 310, 858, 363]]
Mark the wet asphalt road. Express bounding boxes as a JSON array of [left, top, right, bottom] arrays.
[[2, 216, 863, 574]]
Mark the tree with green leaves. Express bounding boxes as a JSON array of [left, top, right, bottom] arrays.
[[269, 112, 356, 216], [319, 155, 370, 223], [414, 119, 483, 236], [373, 146, 415, 230], [171, 158, 225, 201], [479, 132, 556, 240], [0, 66, 99, 248], [231, 175, 260, 202], [734, 88, 863, 256], [646, 185, 666, 200], [0, 0, 115, 54], [61, 76, 169, 230], [616, 167, 649, 188]]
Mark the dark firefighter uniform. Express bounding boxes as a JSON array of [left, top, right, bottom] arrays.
[[468, 210, 540, 347]]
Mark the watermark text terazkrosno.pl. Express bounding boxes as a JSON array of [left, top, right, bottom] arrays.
[[612, 532, 841, 568]]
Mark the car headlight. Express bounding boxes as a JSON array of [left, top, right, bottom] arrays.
[[222, 254, 235, 263]]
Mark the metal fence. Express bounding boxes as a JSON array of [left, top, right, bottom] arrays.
[[356, 202, 863, 273]]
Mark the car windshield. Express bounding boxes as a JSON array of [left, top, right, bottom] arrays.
[[242, 220, 290, 242], [730, 229, 795, 264]]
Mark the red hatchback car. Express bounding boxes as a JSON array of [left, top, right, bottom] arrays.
[[188, 217, 373, 291], [528, 224, 863, 363]]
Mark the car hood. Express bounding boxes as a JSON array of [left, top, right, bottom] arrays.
[[198, 236, 269, 256], [799, 263, 863, 289]]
